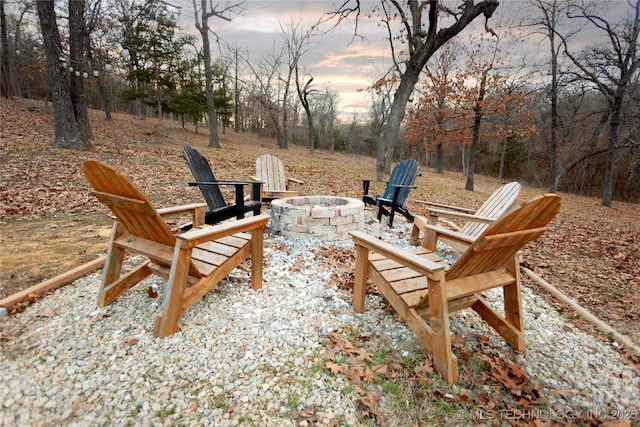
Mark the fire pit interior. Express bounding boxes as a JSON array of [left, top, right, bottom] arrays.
[[270, 196, 365, 241]]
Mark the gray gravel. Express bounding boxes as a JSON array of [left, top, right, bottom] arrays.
[[1, 213, 638, 426]]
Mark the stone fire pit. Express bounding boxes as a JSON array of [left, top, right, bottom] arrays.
[[270, 196, 365, 241]]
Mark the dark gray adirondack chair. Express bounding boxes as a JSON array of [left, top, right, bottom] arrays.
[[362, 159, 419, 227], [183, 146, 262, 229]]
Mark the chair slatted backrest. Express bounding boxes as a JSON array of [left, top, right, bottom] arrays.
[[255, 154, 287, 192], [446, 193, 560, 280], [461, 182, 521, 238], [183, 146, 227, 210], [381, 159, 419, 205], [83, 160, 176, 247]]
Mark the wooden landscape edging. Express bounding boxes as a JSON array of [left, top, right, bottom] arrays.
[[0, 255, 106, 311], [521, 266, 640, 357]]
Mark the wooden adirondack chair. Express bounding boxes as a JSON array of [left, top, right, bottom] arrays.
[[83, 159, 270, 338], [363, 159, 419, 227], [409, 182, 521, 252], [350, 193, 561, 383], [252, 154, 304, 201], [183, 146, 262, 228]]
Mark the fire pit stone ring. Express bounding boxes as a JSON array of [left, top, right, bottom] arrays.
[[270, 196, 365, 241]]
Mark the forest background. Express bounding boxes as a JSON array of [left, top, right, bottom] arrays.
[[1, 0, 638, 204]]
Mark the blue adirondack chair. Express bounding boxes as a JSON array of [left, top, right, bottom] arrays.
[[362, 159, 419, 227]]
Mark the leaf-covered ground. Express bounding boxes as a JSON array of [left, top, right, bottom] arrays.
[[1, 98, 638, 347], [2, 97, 639, 425]]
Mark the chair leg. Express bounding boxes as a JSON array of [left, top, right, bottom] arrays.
[[250, 226, 264, 289], [471, 258, 524, 352], [154, 245, 192, 338], [428, 274, 459, 384], [422, 214, 439, 251], [409, 221, 421, 245], [353, 245, 369, 313], [504, 257, 525, 351], [388, 187, 402, 227], [376, 203, 383, 223], [98, 222, 151, 306]]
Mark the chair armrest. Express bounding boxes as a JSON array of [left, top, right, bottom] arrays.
[[190, 180, 263, 206], [377, 185, 417, 204], [390, 184, 417, 189], [426, 207, 495, 224], [178, 214, 270, 248], [424, 224, 476, 246], [287, 177, 305, 185], [423, 223, 476, 252], [349, 230, 446, 279], [157, 203, 207, 217], [415, 200, 474, 214], [188, 181, 256, 187]]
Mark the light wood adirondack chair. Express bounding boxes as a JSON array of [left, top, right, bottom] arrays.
[[83, 159, 270, 338], [362, 159, 419, 227], [252, 154, 304, 201], [350, 193, 561, 383], [409, 182, 521, 251]]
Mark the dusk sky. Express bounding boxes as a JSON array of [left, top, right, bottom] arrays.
[[169, 1, 628, 121]]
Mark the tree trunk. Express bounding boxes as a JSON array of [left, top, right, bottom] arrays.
[[460, 145, 468, 175], [465, 110, 482, 191], [498, 138, 506, 179], [306, 110, 314, 155], [602, 108, 621, 207], [282, 89, 289, 149], [69, 0, 92, 144], [199, 0, 220, 148], [234, 48, 240, 133], [435, 142, 443, 174], [37, 0, 86, 150], [375, 133, 388, 180], [84, 3, 111, 121], [547, 0, 559, 193], [379, 62, 420, 177], [466, 65, 489, 191], [0, 0, 12, 99]]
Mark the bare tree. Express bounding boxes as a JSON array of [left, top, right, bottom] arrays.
[[244, 45, 286, 145], [192, 0, 244, 149], [368, 76, 395, 172], [461, 33, 515, 191], [36, 0, 87, 149], [329, 0, 500, 180], [315, 88, 339, 151], [5, 0, 35, 98], [295, 67, 315, 154], [85, 0, 113, 120], [223, 42, 244, 133], [280, 19, 315, 149], [0, 0, 11, 99], [561, 0, 640, 206], [527, 0, 577, 192], [69, 0, 93, 143]]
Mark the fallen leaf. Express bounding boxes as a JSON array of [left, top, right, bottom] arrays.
[[35, 308, 56, 318], [147, 286, 158, 298]]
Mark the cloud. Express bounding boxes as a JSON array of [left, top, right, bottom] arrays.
[[172, 0, 632, 121]]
